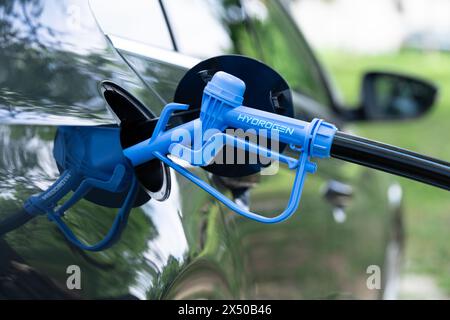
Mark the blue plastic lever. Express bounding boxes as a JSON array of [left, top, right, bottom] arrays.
[[24, 126, 138, 251], [169, 132, 300, 169]]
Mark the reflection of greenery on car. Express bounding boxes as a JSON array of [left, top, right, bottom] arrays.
[[221, 0, 330, 106], [244, 1, 331, 107], [321, 49, 450, 295]]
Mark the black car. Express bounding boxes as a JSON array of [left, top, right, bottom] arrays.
[[1, 0, 434, 299]]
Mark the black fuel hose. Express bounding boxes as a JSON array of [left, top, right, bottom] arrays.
[[0, 209, 35, 236], [330, 131, 450, 191]]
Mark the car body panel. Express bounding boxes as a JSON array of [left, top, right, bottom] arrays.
[[0, 0, 242, 299], [0, 0, 400, 299]]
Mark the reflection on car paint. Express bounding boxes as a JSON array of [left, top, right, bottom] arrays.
[[131, 174, 188, 299], [0, 0, 398, 299]]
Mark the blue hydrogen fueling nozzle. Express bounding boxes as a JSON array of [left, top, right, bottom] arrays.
[[123, 71, 337, 224], [2, 56, 448, 252], [21, 126, 148, 251]]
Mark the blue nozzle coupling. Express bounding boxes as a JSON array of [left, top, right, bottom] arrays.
[[200, 71, 246, 133], [309, 119, 337, 159], [204, 71, 246, 107]]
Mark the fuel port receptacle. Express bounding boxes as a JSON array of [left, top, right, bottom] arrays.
[[101, 81, 171, 201]]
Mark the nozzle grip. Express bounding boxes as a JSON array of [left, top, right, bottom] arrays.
[[47, 173, 139, 251], [226, 107, 337, 158], [25, 164, 138, 251], [24, 170, 82, 216]]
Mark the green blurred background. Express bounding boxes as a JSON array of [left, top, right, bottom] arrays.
[[320, 50, 450, 297], [290, 0, 450, 298]]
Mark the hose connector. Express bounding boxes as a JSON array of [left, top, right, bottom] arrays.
[[308, 119, 338, 159], [200, 71, 246, 132]]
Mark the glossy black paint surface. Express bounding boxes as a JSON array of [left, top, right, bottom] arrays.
[[0, 0, 400, 299]]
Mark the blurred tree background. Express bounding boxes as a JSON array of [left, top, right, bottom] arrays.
[[290, 0, 450, 298]]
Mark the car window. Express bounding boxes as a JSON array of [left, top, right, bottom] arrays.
[[89, 0, 174, 50], [161, 0, 261, 59], [242, 0, 331, 106]]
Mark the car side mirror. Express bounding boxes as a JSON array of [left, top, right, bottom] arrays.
[[359, 71, 438, 120]]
